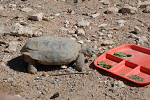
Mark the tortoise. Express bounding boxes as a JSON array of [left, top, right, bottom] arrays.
[[21, 36, 95, 74]]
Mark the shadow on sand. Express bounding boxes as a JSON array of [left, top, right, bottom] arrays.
[[7, 56, 63, 73]]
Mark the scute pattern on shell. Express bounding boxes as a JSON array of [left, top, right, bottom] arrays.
[[21, 36, 81, 65]]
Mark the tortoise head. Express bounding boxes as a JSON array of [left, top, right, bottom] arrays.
[[81, 44, 95, 57]]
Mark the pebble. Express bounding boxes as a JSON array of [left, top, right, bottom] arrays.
[[117, 20, 127, 27], [68, 30, 75, 34], [7, 78, 14, 82], [143, 6, 150, 13], [120, 4, 137, 14], [21, 7, 33, 12], [4, 4, 16, 8], [76, 28, 85, 36], [98, 24, 107, 28], [54, 13, 60, 17], [105, 7, 119, 14], [134, 26, 141, 34], [5, 41, 19, 52], [72, 34, 77, 38], [0, 62, 6, 67], [49, 80, 57, 84], [139, 36, 148, 43], [91, 13, 100, 18], [99, 0, 110, 5], [107, 34, 113, 38], [77, 21, 90, 28], [11, 82, 17, 86], [114, 81, 126, 88], [103, 40, 114, 46], [61, 65, 67, 69], [50, 92, 59, 99], [29, 12, 44, 21], [65, 67, 76, 73], [92, 45, 98, 50], [78, 40, 84, 44], [139, 1, 150, 8], [0, 23, 33, 37], [33, 31, 42, 37]]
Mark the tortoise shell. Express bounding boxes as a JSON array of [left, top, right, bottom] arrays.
[[21, 36, 81, 65]]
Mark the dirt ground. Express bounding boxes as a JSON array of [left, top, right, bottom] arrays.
[[0, 0, 150, 100]]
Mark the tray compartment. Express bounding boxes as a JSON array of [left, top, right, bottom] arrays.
[[107, 44, 150, 68], [126, 66, 150, 83], [111, 61, 138, 75], [95, 53, 123, 69]]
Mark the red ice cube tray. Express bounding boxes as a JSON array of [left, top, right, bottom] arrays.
[[94, 44, 150, 85]]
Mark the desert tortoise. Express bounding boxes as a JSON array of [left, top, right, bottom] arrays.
[[21, 36, 95, 74]]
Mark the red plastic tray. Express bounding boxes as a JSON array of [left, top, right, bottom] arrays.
[[94, 44, 150, 85]]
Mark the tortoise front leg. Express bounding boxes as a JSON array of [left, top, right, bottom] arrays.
[[28, 59, 37, 74], [75, 53, 84, 71]]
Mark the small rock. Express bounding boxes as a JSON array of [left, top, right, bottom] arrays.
[[67, 8, 75, 14], [91, 13, 100, 18], [105, 7, 119, 14], [107, 34, 113, 38], [0, 23, 33, 37], [139, 1, 150, 8], [72, 34, 77, 38], [98, 24, 107, 28], [29, 12, 44, 21], [64, 20, 69, 24], [117, 20, 127, 27], [92, 35, 97, 38], [11, 82, 16, 86], [103, 40, 114, 46], [50, 92, 59, 99], [77, 21, 90, 27], [144, 6, 150, 13], [68, 30, 75, 34], [54, 13, 60, 17], [60, 27, 68, 32], [92, 45, 97, 50], [4, 4, 16, 8], [114, 81, 126, 88], [65, 67, 76, 73], [5, 41, 18, 52], [33, 31, 42, 37], [21, 7, 33, 12], [7, 78, 14, 82], [15, 95, 22, 98], [42, 73, 49, 77], [76, 28, 85, 36], [61, 65, 67, 69], [139, 36, 148, 43], [120, 4, 137, 14], [78, 40, 84, 44], [49, 80, 57, 84], [0, 62, 6, 67], [99, 0, 110, 5], [97, 31, 105, 36], [134, 26, 141, 34], [20, 21, 28, 26]]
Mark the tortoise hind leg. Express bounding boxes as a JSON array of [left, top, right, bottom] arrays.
[[28, 59, 37, 74], [75, 53, 84, 71]]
